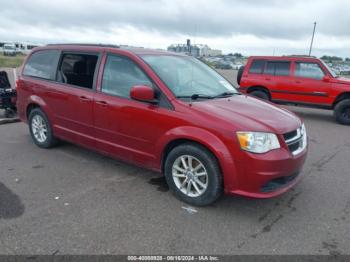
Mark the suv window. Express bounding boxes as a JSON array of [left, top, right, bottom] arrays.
[[265, 61, 291, 76], [57, 53, 98, 89], [102, 55, 152, 98], [249, 59, 265, 74], [23, 50, 60, 80], [295, 62, 325, 80]]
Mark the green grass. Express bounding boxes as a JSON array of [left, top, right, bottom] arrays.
[[0, 53, 26, 68]]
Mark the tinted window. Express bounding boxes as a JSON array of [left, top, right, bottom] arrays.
[[265, 61, 291, 76], [249, 59, 265, 74], [23, 50, 60, 80], [57, 53, 98, 89], [102, 55, 152, 98], [295, 62, 325, 80]]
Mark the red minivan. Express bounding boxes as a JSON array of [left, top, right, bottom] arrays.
[[239, 56, 350, 125], [17, 44, 308, 206]]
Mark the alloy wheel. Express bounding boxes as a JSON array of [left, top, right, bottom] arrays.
[[172, 155, 208, 197]]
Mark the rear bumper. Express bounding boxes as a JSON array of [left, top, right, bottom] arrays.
[[225, 147, 307, 198]]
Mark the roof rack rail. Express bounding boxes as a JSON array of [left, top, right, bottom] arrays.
[[282, 55, 317, 58], [46, 43, 120, 48]]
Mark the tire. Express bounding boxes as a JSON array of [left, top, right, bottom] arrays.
[[164, 143, 223, 206], [237, 66, 245, 85], [334, 99, 350, 125], [250, 90, 269, 100], [28, 108, 58, 148]]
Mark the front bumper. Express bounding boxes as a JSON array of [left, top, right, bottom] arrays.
[[225, 146, 307, 198]]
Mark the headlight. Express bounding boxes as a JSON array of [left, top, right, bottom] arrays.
[[236, 132, 280, 153]]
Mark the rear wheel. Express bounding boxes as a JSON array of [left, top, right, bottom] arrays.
[[164, 143, 223, 206], [250, 90, 269, 100], [334, 99, 350, 125], [28, 108, 58, 148]]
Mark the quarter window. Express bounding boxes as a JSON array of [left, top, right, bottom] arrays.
[[102, 55, 152, 98], [23, 50, 60, 80], [295, 62, 325, 80], [249, 59, 265, 74]]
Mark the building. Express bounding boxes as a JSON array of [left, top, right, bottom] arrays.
[[167, 39, 222, 57]]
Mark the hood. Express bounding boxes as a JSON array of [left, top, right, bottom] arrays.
[[191, 95, 301, 134], [334, 77, 350, 85]]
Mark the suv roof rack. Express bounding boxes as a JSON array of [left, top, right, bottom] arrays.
[[46, 43, 120, 48], [282, 55, 317, 58]]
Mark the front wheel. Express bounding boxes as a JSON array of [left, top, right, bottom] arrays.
[[164, 143, 223, 206], [334, 99, 350, 125], [28, 108, 58, 148]]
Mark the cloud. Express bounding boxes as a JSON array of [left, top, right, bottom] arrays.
[[0, 0, 349, 57]]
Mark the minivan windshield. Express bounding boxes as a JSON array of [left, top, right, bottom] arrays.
[[142, 55, 238, 99]]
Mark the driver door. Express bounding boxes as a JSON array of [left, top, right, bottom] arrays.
[[290, 61, 332, 105], [93, 53, 175, 168]]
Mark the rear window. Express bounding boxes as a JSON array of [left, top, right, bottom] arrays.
[[265, 61, 291, 76], [23, 50, 60, 80], [249, 59, 265, 74]]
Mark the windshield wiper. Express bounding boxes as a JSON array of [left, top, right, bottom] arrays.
[[176, 94, 214, 100], [212, 91, 238, 98]]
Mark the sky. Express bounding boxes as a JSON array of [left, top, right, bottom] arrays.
[[0, 0, 349, 58]]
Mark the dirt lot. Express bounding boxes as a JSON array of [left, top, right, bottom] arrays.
[[0, 69, 349, 255]]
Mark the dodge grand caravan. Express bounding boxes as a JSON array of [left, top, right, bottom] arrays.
[[17, 44, 308, 206], [238, 56, 350, 125]]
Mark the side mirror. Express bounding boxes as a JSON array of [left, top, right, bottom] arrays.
[[130, 85, 157, 104], [323, 75, 331, 82]]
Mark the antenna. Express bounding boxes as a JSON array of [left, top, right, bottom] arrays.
[[309, 22, 317, 56]]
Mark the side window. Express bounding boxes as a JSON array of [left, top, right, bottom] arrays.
[[23, 50, 60, 80], [265, 61, 291, 76], [295, 62, 325, 80], [102, 55, 152, 98], [57, 53, 98, 89], [249, 59, 265, 74]]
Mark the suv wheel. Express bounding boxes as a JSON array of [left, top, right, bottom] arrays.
[[250, 90, 269, 100], [334, 99, 350, 125], [164, 143, 223, 206], [29, 108, 58, 148]]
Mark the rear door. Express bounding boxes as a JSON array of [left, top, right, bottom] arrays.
[[45, 51, 100, 147], [263, 60, 293, 101]]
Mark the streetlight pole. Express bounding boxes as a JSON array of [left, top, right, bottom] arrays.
[[309, 22, 317, 56]]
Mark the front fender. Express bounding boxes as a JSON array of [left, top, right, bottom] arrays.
[[156, 126, 239, 191]]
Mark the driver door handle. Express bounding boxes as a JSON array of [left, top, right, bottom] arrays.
[[79, 96, 91, 103]]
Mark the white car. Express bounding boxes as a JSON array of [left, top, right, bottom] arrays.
[[3, 43, 16, 56]]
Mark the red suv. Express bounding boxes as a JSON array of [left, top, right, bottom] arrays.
[[17, 44, 307, 206], [238, 56, 350, 125]]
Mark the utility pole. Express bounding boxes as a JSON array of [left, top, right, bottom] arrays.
[[309, 22, 317, 56]]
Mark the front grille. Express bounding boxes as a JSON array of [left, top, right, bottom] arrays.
[[283, 130, 298, 141], [283, 125, 307, 156]]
